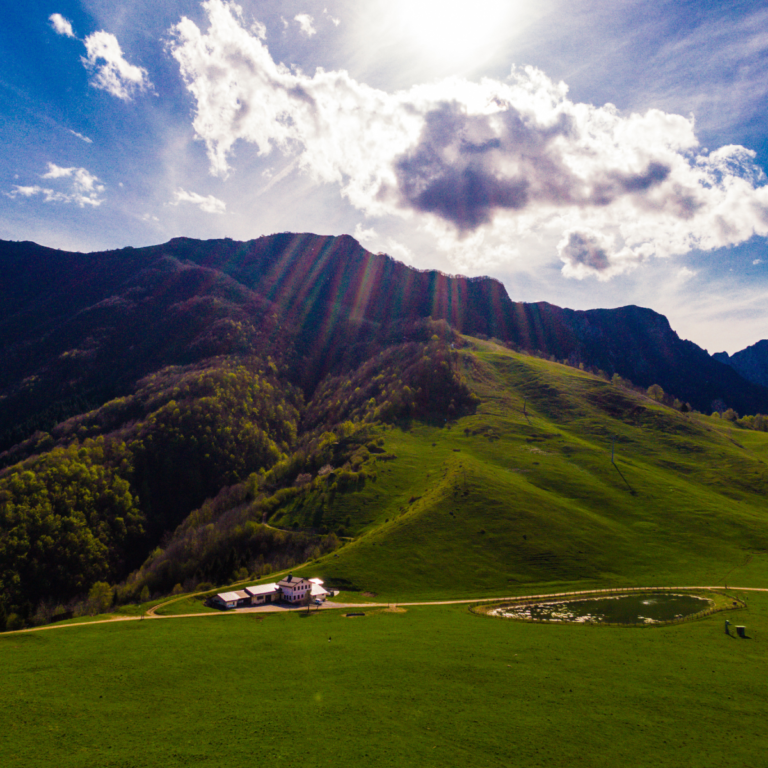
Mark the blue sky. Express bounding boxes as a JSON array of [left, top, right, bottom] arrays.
[[2, 0, 767, 353]]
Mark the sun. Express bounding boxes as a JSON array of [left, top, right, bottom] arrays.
[[396, 0, 516, 69]]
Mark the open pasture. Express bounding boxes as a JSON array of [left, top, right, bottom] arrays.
[[1, 593, 766, 767]]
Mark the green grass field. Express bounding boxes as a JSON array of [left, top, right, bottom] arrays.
[[271, 341, 768, 601], [2, 594, 766, 767]]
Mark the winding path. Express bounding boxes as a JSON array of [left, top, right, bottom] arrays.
[[5, 584, 766, 636]]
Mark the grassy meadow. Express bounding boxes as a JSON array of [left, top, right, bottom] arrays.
[[2, 596, 767, 768], [272, 340, 768, 600]]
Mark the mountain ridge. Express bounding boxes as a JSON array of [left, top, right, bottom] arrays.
[[714, 339, 768, 389], [2, 233, 766, 448]]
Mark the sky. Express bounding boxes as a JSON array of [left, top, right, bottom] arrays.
[[2, 1, 768, 354]]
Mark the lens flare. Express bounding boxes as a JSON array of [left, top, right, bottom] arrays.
[[396, 0, 515, 68]]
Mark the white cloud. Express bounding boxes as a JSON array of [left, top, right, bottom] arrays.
[[384, 238, 414, 265], [68, 129, 93, 143], [754, 259, 763, 265], [169, 0, 768, 281], [352, 224, 415, 265], [49, 13, 75, 38], [82, 31, 151, 100], [6, 162, 105, 207], [42, 163, 105, 204], [294, 14, 316, 37], [172, 188, 227, 214], [259, 158, 299, 195], [323, 8, 340, 27], [9, 185, 47, 198], [353, 223, 378, 242], [42, 163, 78, 180]]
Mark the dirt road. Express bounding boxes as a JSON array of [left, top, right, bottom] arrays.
[[5, 584, 764, 636]]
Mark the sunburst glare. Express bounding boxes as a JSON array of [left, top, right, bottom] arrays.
[[395, 0, 517, 69]]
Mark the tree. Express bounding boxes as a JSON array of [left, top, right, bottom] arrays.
[[88, 581, 113, 615], [647, 384, 664, 402], [303, 585, 314, 614]]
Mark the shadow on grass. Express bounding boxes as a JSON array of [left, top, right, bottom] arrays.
[[613, 462, 636, 495]]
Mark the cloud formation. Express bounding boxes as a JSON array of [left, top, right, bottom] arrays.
[[169, 0, 768, 280], [49, 13, 151, 100], [6, 162, 105, 207], [323, 9, 340, 27], [82, 31, 152, 100], [68, 129, 93, 143], [294, 14, 316, 37], [49, 13, 75, 38], [172, 188, 227, 214]]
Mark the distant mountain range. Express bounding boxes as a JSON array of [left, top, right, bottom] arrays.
[[2, 233, 766, 454], [714, 340, 768, 390]]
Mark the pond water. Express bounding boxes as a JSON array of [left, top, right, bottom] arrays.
[[489, 593, 712, 625]]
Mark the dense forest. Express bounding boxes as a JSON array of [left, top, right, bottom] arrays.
[[0, 324, 478, 624]]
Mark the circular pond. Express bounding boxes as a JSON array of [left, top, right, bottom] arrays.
[[489, 593, 713, 625]]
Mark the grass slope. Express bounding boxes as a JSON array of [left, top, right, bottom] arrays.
[[280, 340, 768, 600], [2, 596, 766, 767]]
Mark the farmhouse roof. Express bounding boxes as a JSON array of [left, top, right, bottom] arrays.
[[278, 576, 309, 588], [216, 591, 240, 602], [245, 583, 279, 597]]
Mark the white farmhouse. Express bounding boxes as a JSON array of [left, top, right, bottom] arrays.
[[210, 576, 330, 609], [277, 574, 313, 604]]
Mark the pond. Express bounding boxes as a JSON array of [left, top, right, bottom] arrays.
[[488, 593, 713, 625]]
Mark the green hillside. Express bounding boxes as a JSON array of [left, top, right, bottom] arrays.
[[279, 339, 768, 599], [4, 334, 768, 624]]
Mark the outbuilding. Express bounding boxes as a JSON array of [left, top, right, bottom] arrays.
[[245, 583, 280, 605], [309, 578, 330, 601], [211, 591, 241, 609]]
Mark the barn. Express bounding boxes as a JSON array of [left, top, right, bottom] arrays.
[[245, 583, 280, 605]]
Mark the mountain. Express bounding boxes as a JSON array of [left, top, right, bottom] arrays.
[[714, 340, 768, 391], [2, 233, 766, 455], [2, 233, 768, 624]]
